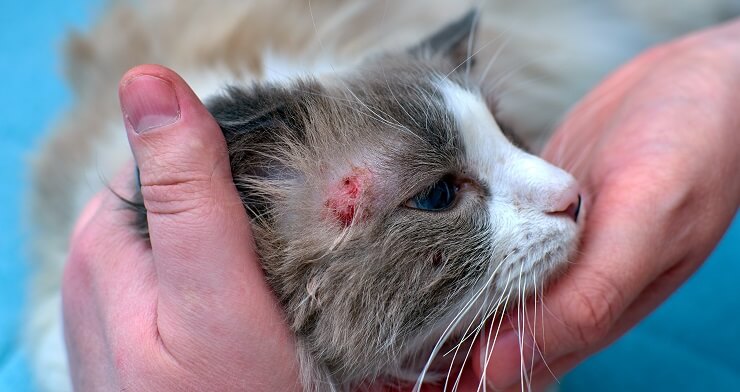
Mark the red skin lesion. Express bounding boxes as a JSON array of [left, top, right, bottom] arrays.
[[324, 167, 373, 226]]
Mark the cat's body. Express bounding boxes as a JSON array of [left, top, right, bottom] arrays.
[[26, 1, 740, 391]]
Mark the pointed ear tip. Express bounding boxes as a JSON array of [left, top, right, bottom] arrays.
[[407, 7, 480, 61], [463, 8, 479, 22]]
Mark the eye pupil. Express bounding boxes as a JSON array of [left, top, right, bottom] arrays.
[[408, 177, 457, 211]]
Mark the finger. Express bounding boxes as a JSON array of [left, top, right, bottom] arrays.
[[118, 65, 296, 369], [63, 166, 160, 382], [477, 273, 683, 392], [63, 190, 118, 390], [472, 173, 695, 390], [499, 353, 581, 392], [65, 163, 154, 311]]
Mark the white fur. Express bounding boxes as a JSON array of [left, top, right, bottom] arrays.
[[26, 0, 738, 390], [262, 50, 345, 83], [403, 82, 582, 390], [439, 79, 580, 296], [25, 52, 360, 392]]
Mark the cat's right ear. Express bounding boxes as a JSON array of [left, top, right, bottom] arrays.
[[409, 9, 478, 70], [205, 83, 311, 220]]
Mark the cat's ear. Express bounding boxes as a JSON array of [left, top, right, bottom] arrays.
[[205, 83, 312, 220], [410, 9, 478, 69]]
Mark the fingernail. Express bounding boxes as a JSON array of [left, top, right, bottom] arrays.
[[483, 330, 542, 390], [120, 75, 181, 133]]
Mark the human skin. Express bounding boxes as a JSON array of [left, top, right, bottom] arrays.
[[63, 19, 740, 392], [470, 17, 740, 391], [62, 65, 300, 391]]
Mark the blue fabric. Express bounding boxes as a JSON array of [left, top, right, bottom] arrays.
[[0, 2, 737, 391], [0, 2, 102, 391], [563, 219, 740, 390]]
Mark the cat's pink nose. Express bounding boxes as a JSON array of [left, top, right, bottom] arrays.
[[550, 192, 581, 222], [548, 185, 581, 222]]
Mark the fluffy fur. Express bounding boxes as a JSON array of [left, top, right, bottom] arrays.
[[26, 1, 740, 391], [123, 19, 584, 389]]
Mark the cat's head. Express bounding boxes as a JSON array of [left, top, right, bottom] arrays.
[[193, 9, 582, 388]]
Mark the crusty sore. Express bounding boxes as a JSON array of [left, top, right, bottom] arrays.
[[324, 167, 373, 226]]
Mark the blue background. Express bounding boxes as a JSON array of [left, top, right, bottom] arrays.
[[0, 2, 737, 391]]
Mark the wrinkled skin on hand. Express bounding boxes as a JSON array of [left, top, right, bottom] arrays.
[[395, 17, 740, 392], [64, 18, 740, 392], [468, 18, 740, 392], [63, 65, 301, 392]]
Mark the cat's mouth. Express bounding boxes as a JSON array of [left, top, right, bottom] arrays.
[[394, 328, 476, 387]]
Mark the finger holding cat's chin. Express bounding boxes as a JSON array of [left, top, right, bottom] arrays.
[[495, 252, 717, 392], [472, 21, 740, 388], [471, 280, 675, 392], [469, 167, 694, 390]]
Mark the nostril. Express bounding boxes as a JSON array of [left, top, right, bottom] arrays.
[[566, 194, 582, 222], [549, 193, 581, 222]]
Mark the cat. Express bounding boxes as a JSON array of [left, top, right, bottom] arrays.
[[25, 1, 740, 391], [124, 11, 583, 390]]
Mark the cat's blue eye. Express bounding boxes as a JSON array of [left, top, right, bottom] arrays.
[[406, 177, 458, 211]]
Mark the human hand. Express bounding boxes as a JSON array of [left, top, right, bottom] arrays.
[[62, 65, 301, 391], [470, 18, 740, 391]]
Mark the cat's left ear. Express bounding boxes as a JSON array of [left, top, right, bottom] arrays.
[[410, 9, 478, 70]]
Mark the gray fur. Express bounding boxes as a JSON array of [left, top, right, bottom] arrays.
[[128, 15, 573, 391]]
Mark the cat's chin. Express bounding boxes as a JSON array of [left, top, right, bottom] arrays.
[[385, 332, 473, 390], [386, 234, 583, 390]]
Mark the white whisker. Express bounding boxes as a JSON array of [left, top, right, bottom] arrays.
[[476, 266, 517, 392], [477, 33, 513, 85], [414, 250, 514, 392]]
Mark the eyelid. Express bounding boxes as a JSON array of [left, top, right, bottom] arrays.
[[403, 175, 459, 211]]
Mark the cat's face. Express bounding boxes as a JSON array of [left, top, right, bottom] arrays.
[[154, 10, 583, 388], [204, 52, 582, 384]]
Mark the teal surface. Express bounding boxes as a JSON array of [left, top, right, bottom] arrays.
[[563, 219, 740, 390], [0, 2, 102, 391], [0, 2, 737, 391]]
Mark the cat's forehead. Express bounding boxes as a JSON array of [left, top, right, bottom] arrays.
[[331, 64, 518, 186], [317, 60, 470, 152], [338, 58, 467, 116]]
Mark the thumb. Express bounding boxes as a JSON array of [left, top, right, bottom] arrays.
[[118, 65, 293, 365]]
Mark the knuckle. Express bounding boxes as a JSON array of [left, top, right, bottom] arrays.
[[136, 139, 232, 217], [561, 273, 623, 348], [66, 225, 96, 270], [63, 229, 97, 297], [140, 173, 215, 216]]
